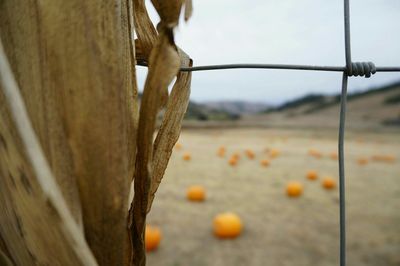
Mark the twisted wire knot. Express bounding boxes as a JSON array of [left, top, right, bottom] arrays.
[[346, 62, 376, 78]]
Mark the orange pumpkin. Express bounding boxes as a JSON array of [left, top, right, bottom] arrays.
[[322, 177, 336, 189], [260, 159, 270, 167], [270, 149, 280, 158], [286, 182, 303, 197], [175, 143, 182, 150], [383, 155, 396, 163], [308, 149, 322, 159], [245, 149, 255, 159], [213, 212, 243, 239], [183, 153, 191, 161], [187, 185, 206, 202], [217, 146, 226, 157], [330, 152, 338, 160], [372, 155, 396, 163], [306, 170, 318, 180], [145, 225, 162, 252], [232, 152, 240, 160], [228, 157, 238, 166], [357, 158, 368, 165]]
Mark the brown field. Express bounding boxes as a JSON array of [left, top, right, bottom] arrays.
[[147, 128, 400, 266]]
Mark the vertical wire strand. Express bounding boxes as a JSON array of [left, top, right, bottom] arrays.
[[341, 1, 352, 265], [344, 0, 352, 71], [338, 73, 348, 266]]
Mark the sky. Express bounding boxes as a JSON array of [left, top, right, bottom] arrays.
[[137, 0, 400, 105]]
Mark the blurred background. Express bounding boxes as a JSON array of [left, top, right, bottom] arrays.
[[138, 1, 400, 265]]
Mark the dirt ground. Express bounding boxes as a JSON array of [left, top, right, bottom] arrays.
[[146, 128, 400, 266]]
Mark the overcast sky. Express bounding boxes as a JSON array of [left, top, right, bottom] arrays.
[[137, 0, 400, 104]]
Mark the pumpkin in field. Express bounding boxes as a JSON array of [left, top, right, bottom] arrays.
[[286, 182, 303, 197], [372, 155, 396, 163], [330, 152, 338, 160], [270, 148, 280, 158], [228, 156, 238, 166], [306, 170, 318, 180], [232, 152, 240, 160], [260, 159, 270, 167], [245, 149, 255, 159], [213, 212, 243, 239], [175, 142, 182, 150], [382, 155, 396, 163], [322, 177, 336, 189], [357, 157, 368, 165], [187, 185, 206, 202], [308, 149, 322, 158], [145, 225, 162, 252], [217, 146, 226, 157], [183, 152, 191, 161]]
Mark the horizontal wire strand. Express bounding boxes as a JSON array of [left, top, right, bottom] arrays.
[[136, 62, 400, 72]]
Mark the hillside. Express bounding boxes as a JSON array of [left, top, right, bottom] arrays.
[[138, 93, 240, 121], [243, 81, 400, 129], [200, 100, 270, 115], [181, 81, 400, 130], [184, 101, 240, 121], [144, 81, 400, 129]]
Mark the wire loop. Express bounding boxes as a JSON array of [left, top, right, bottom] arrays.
[[347, 62, 376, 78]]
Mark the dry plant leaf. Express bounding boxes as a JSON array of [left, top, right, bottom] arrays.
[[129, 1, 193, 265], [1, 1, 137, 265], [133, 0, 158, 60], [133, 0, 169, 110], [130, 27, 180, 265], [147, 49, 192, 212], [151, 0, 186, 27], [184, 0, 193, 21], [0, 0, 83, 229], [0, 40, 97, 266]]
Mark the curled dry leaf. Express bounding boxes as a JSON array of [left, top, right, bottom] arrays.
[[133, 0, 158, 60], [133, 0, 169, 110], [184, 0, 193, 21], [151, 0, 184, 27], [129, 0, 192, 265], [148, 49, 192, 212], [130, 28, 181, 266]]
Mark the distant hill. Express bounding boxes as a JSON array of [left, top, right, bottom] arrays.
[[184, 100, 270, 121], [263, 81, 400, 115], [185, 101, 240, 121], [244, 81, 400, 129], [200, 101, 270, 115], [138, 93, 241, 121], [142, 81, 400, 129]]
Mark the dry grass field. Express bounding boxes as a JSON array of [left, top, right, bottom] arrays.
[[147, 128, 400, 266]]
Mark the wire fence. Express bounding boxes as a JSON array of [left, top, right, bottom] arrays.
[[138, 1, 400, 265]]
